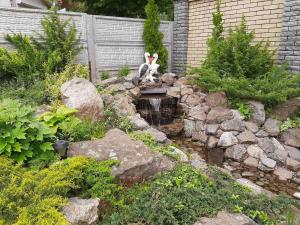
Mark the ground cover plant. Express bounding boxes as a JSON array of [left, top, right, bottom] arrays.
[[103, 165, 300, 225], [191, 0, 300, 108], [0, 156, 121, 225]]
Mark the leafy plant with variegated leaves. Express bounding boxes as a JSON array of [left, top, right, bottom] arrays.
[[0, 99, 56, 162]]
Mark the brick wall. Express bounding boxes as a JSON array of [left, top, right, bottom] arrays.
[[278, 0, 300, 71], [187, 0, 284, 68], [173, 0, 189, 75]]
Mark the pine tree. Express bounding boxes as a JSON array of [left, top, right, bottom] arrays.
[[143, 0, 168, 72]]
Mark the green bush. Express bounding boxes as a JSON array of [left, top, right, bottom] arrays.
[[104, 165, 300, 225], [117, 65, 131, 78], [0, 156, 120, 225], [101, 71, 110, 80], [0, 99, 56, 162], [143, 0, 169, 72], [192, 0, 300, 108]]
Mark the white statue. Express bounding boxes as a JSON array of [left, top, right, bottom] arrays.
[[138, 52, 160, 83]]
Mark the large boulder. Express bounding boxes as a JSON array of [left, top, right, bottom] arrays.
[[194, 211, 257, 225], [248, 101, 265, 126], [129, 114, 149, 130], [281, 128, 300, 148], [206, 107, 233, 124], [68, 129, 174, 180], [225, 144, 247, 162], [61, 78, 104, 121], [63, 197, 99, 225], [189, 105, 207, 121]]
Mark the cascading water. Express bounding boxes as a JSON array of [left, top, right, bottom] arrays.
[[149, 98, 161, 112]]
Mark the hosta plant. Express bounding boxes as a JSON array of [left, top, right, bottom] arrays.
[[0, 99, 55, 162]]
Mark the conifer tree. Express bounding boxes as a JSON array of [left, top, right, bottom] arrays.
[[143, 0, 168, 72]]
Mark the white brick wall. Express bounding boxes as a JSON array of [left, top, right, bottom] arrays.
[[0, 0, 11, 8]]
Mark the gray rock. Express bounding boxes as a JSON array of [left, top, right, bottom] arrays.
[[192, 131, 208, 143], [61, 78, 104, 122], [272, 98, 300, 121], [281, 128, 300, 148], [258, 155, 277, 171], [205, 92, 228, 108], [245, 122, 259, 133], [189, 105, 207, 121], [237, 131, 257, 144], [194, 211, 257, 225], [99, 77, 119, 87], [285, 145, 300, 161], [248, 101, 266, 126], [144, 127, 168, 143], [181, 85, 194, 96], [286, 158, 300, 171], [293, 192, 300, 200], [168, 146, 188, 162], [167, 86, 181, 98], [195, 120, 206, 131], [206, 124, 219, 135], [161, 73, 176, 85], [263, 118, 281, 136], [190, 153, 208, 171], [68, 129, 173, 180], [129, 114, 149, 130], [255, 130, 269, 138], [267, 138, 287, 164], [123, 82, 135, 90], [207, 136, 219, 149], [244, 157, 259, 168], [112, 94, 136, 116], [101, 93, 114, 106], [274, 167, 294, 181], [231, 109, 245, 121], [247, 145, 263, 159], [236, 178, 266, 195], [107, 83, 126, 92], [129, 87, 141, 98], [258, 138, 275, 154], [220, 118, 245, 132], [206, 107, 233, 124], [225, 144, 247, 162], [186, 94, 203, 107], [184, 119, 195, 137], [63, 197, 100, 225], [218, 132, 238, 147]]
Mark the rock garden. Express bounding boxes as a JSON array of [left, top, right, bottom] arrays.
[[0, 1, 300, 225]]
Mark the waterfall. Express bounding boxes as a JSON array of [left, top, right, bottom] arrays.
[[149, 98, 161, 112]]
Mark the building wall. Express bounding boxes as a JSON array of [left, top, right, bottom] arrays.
[[187, 0, 284, 68], [173, 0, 189, 75], [278, 0, 300, 71], [0, 0, 12, 8]]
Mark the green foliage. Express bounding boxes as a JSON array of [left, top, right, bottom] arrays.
[[280, 115, 300, 132], [231, 101, 252, 120], [143, 0, 169, 72], [192, 1, 300, 108], [130, 132, 183, 160], [118, 65, 131, 78], [104, 107, 133, 133], [204, 1, 274, 79], [104, 165, 300, 225], [45, 62, 89, 102], [0, 99, 55, 162], [0, 156, 120, 225], [101, 71, 110, 80], [79, 0, 174, 20], [193, 62, 300, 108]]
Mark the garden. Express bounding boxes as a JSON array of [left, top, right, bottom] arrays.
[[0, 0, 300, 225]]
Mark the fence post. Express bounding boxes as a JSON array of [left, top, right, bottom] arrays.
[[86, 14, 97, 83]]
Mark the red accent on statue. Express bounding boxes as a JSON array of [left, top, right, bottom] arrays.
[[148, 56, 154, 64]]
